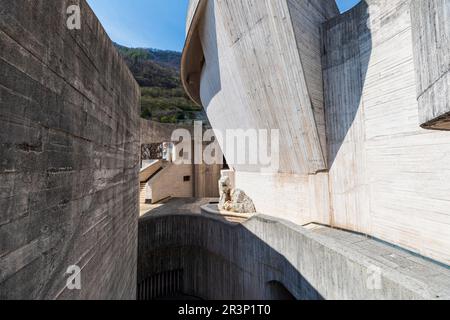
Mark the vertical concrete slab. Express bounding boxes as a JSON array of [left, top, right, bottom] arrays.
[[411, 0, 450, 130], [0, 0, 140, 299]]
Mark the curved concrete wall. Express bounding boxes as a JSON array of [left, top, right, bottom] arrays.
[[183, 0, 339, 175], [0, 0, 140, 299], [323, 0, 450, 265], [138, 202, 450, 300]]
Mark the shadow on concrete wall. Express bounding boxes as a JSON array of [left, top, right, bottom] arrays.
[[192, 1, 373, 172], [323, 1, 372, 168], [137, 199, 323, 300]]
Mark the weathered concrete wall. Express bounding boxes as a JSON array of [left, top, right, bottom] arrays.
[[141, 143, 162, 161], [0, 0, 140, 299], [146, 163, 194, 203], [140, 118, 193, 145], [188, 0, 339, 175], [234, 171, 331, 226], [138, 200, 450, 300], [183, 0, 450, 266], [410, 0, 450, 130], [145, 160, 221, 203], [181, 0, 338, 227], [322, 0, 450, 265]]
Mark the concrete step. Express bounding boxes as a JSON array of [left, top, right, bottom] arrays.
[[140, 182, 148, 205]]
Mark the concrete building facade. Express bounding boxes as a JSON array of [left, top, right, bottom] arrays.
[[181, 0, 450, 266]]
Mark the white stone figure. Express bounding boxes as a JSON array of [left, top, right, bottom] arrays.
[[218, 176, 256, 214], [218, 176, 232, 211]]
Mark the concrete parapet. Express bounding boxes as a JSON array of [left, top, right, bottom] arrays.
[[138, 199, 450, 300]]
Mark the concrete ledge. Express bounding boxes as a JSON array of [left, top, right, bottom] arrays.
[[200, 204, 254, 223], [138, 199, 450, 300]]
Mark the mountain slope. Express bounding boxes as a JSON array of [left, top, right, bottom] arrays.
[[114, 43, 207, 124]]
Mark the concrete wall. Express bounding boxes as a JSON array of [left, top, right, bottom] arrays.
[[138, 201, 450, 300], [323, 0, 450, 265], [194, 161, 222, 198], [140, 118, 193, 145], [182, 0, 450, 265], [140, 160, 163, 183], [410, 0, 450, 130], [186, 0, 339, 175], [0, 0, 140, 299], [146, 164, 194, 203], [287, 0, 339, 162]]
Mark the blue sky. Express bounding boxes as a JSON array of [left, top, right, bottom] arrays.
[[87, 0, 361, 52], [337, 0, 362, 12]]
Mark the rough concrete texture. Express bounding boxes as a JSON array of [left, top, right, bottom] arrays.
[[140, 118, 222, 198], [0, 0, 140, 299], [218, 177, 256, 213], [138, 199, 450, 300], [140, 118, 193, 145], [321, 0, 450, 265], [228, 189, 256, 214], [411, 0, 450, 129]]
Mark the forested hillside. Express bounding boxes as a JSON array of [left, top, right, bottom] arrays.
[[115, 43, 207, 124]]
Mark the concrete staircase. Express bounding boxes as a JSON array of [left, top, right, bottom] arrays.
[[139, 160, 164, 205], [140, 182, 147, 205]]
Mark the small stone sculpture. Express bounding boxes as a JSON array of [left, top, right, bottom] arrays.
[[218, 177, 256, 214]]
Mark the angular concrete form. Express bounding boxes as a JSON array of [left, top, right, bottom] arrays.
[[138, 199, 450, 300], [411, 0, 450, 130], [0, 0, 140, 299], [182, 0, 450, 265]]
